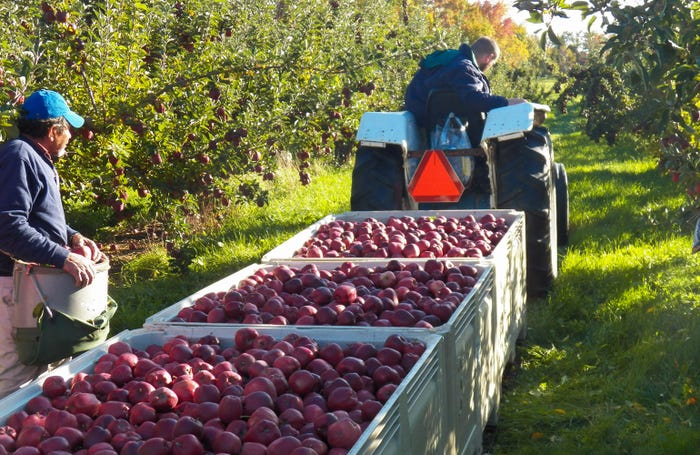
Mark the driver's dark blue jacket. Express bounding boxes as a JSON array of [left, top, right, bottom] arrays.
[[404, 43, 509, 144], [0, 136, 76, 276]]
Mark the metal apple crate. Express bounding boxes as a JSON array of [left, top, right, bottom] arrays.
[[0, 326, 447, 455], [144, 259, 495, 455], [259, 208, 527, 410], [260, 209, 521, 265]]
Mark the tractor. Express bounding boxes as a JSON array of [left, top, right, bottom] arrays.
[[350, 90, 569, 298]]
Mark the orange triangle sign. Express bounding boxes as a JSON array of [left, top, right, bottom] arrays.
[[407, 149, 465, 203]]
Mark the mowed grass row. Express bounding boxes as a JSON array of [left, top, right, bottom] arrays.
[[490, 110, 700, 453]]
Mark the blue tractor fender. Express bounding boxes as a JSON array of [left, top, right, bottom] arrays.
[[355, 103, 551, 148], [481, 102, 550, 142], [355, 111, 423, 153]]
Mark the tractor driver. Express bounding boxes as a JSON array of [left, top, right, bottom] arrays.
[[404, 36, 526, 145]]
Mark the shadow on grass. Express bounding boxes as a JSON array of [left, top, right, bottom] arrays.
[[535, 250, 675, 340], [569, 166, 682, 245], [495, 243, 700, 453], [489, 103, 700, 454]]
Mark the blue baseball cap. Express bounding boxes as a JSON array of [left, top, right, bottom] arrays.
[[22, 89, 85, 128]]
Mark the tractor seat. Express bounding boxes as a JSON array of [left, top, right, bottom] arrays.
[[426, 89, 485, 146]]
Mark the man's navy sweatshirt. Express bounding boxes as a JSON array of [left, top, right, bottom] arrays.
[[0, 137, 76, 276]]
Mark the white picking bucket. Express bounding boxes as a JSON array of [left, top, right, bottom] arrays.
[[12, 260, 110, 329]]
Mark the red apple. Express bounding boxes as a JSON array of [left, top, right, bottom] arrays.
[[144, 368, 172, 389], [193, 383, 220, 403], [17, 425, 49, 447], [267, 435, 302, 455], [247, 407, 279, 429], [126, 381, 156, 404], [82, 426, 111, 448], [152, 418, 177, 441], [332, 285, 357, 304], [148, 387, 178, 412], [217, 395, 243, 424], [243, 376, 277, 399], [327, 387, 358, 412], [54, 426, 84, 449], [37, 435, 71, 453], [243, 419, 281, 446], [288, 370, 320, 396], [327, 417, 362, 449], [42, 376, 68, 398], [301, 437, 329, 455], [98, 401, 130, 420], [212, 431, 242, 454], [234, 328, 259, 352], [240, 441, 267, 455], [129, 401, 156, 427], [171, 379, 198, 403], [25, 396, 52, 415], [278, 408, 305, 430], [275, 393, 304, 413], [108, 341, 133, 356], [136, 437, 171, 455], [106, 418, 132, 436], [243, 391, 274, 415], [172, 416, 203, 440], [66, 393, 101, 418]]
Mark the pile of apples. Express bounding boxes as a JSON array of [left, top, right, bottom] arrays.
[[290, 213, 509, 259], [0, 329, 427, 455], [173, 259, 482, 328]]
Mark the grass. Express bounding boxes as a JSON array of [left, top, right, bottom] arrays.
[[107, 162, 352, 333], [488, 111, 700, 453], [103, 105, 700, 453]]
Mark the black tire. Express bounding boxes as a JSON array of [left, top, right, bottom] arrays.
[[350, 145, 405, 211], [495, 131, 556, 298], [555, 162, 570, 246]]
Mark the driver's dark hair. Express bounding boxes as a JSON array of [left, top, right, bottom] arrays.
[[16, 114, 69, 138], [471, 36, 500, 61]]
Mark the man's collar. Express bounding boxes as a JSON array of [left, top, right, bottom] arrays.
[[21, 135, 55, 163], [458, 43, 479, 68]]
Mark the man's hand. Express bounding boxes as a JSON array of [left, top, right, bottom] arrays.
[[70, 233, 105, 263], [62, 252, 97, 287]]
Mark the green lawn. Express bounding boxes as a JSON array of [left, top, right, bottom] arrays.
[[489, 111, 700, 453]]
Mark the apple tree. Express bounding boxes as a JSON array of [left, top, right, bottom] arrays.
[[0, 0, 438, 242], [514, 0, 700, 205]]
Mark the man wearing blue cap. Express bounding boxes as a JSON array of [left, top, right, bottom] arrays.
[[0, 89, 104, 397]]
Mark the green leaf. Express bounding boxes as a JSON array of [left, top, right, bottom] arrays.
[[570, 1, 591, 11], [586, 15, 597, 31], [547, 26, 562, 46], [527, 11, 544, 23]]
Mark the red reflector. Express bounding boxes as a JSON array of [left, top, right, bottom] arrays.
[[407, 149, 465, 203]]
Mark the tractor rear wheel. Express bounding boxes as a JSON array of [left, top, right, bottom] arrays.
[[495, 130, 557, 298], [350, 145, 405, 211]]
